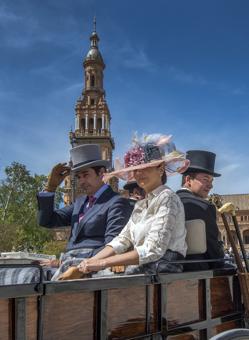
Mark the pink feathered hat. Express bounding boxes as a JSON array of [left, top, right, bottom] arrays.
[[104, 133, 190, 182]]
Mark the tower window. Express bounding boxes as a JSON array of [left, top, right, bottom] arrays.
[[89, 118, 94, 133], [97, 118, 102, 132], [90, 75, 95, 87], [90, 98, 95, 105], [81, 118, 85, 130]]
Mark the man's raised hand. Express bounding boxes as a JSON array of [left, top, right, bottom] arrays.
[[44, 163, 70, 192]]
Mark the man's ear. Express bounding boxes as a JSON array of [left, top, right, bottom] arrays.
[[185, 175, 192, 187]]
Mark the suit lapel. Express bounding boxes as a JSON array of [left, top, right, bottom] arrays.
[[75, 195, 88, 215]]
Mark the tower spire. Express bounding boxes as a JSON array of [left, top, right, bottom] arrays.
[[89, 16, 99, 48], [93, 16, 96, 33]]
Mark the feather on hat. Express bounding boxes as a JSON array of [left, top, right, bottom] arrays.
[[104, 133, 189, 182]]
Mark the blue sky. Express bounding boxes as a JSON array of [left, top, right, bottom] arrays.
[[0, 0, 248, 194]]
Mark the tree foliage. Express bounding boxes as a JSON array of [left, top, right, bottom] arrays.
[[0, 162, 63, 252]]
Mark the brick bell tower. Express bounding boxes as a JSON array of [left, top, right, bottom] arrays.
[[64, 19, 117, 204]]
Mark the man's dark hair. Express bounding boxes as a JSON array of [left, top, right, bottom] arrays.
[[130, 186, 145, 197], [91, 166, 106, 176], [181, 172, 197, 186]]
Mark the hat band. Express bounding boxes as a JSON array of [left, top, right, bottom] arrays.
[[72, 159, 99, 169]]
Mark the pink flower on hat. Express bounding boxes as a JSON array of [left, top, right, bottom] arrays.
[[124, 146, 145, 167]]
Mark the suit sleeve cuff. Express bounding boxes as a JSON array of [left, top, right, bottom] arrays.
[[38, 191, 55, 197]]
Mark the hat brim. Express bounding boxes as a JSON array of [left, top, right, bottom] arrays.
[[72, 160, 110, 172], [103, 154, 190, 182], [107, 159, 165, 180], [182, 166, 221, 177]]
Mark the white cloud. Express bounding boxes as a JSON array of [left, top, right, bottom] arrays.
[[204, 144, 249, 194], [167, 66, 208, 86], [231, 87, 246, 96], [0, 117, 71, 178], [0, 4, 19, 23], [0, 3, 82, 49], [123, 49, 152, 69], [115, 42, 154, 70], [166, 65, 248, 99], [219, 163, 240, 174], [60, 82, 82, 94], [0, 89, 16, 99]]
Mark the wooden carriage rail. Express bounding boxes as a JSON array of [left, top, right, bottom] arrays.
[[0, 267, 244, 340]]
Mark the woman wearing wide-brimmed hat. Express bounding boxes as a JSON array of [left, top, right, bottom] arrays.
[[78, 134, 190, 275]]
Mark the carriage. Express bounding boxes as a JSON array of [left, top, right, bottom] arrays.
[[0, 263, 246, 340], [1, 197, 249, 339]]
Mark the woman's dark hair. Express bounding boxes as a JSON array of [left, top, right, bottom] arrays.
[[157, 164, 167, 184], [162, 171, 167, 184]]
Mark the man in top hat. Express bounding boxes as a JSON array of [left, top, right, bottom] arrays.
[[176, 150, 224, 270], [37, 144, 133, 279]]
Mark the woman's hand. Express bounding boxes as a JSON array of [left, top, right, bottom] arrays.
[[77, 258, 106, 273]]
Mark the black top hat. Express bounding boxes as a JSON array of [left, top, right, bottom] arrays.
[[183, 150, 221, 177], [70, 144, 109, 172]]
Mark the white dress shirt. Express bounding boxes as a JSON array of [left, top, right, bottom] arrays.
[[108, 185, 187, 265]]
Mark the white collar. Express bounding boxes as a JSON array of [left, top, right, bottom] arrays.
[[147, 184, 170, 200]]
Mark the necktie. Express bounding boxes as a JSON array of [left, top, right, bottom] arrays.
[[79, 196, 96, 222], [87, 196, 96, 209]]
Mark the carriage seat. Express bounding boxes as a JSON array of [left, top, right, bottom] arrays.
[[185, 219, 207, 255]]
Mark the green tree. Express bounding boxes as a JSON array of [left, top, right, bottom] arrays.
[[0, 162, 63, 252]]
